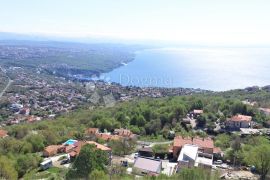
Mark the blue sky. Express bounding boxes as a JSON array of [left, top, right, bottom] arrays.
[[1, 0, 270, 45]]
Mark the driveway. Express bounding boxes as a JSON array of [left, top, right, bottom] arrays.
[[50, 154, 71, 168]]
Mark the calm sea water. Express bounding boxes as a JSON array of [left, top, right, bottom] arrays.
[[103, 48, 270, 91]]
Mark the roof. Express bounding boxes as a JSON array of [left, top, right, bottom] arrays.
[[96, 133, 121, 141], [173, 136, 214, 149], [70, 141, 111, 157], [213, 147, 222, 154], [259, 108, 270, 113], [44, 145, 60, 153], [63, 145, 75, 152], [133, 157, 161, 173], [138, 146, 153, 153], [177, 144, 198, 162], [86, 141, 111, 151], [114, 128, 133, 137], [229, 114, 252, 122], [85, 128, 99, 135], [0, 129, 8, 138], [40, 159, 52, 165], [193, 137, 214, 149], [195, 156, 213, 167], [240, 128, 260, 135], [173, 136, 192, 147], [193, 110, 203, 114]]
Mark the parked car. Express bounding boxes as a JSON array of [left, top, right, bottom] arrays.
[[214, 160, 223, 165], [60, 158, 70, 165], [40, 159, 52, 170]]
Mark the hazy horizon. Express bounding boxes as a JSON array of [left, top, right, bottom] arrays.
[[1, 0, 270, 46]]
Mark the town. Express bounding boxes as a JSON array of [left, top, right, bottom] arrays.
[[0, 65, 208, 127], [1, 104, 269, 179]]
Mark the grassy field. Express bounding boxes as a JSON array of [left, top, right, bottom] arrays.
[[24, 167, 68, 180]]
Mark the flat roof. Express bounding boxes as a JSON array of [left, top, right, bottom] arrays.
[[195, 156, 213, 167], [177, 144, 198, 162], [133, 157, 161, 173]]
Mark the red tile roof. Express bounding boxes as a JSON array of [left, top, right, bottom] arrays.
[[0, 129, 8, 138], [213, 147, 222, 154], [173, 136, 214, 149], [230, 114, 252, 122], [96, 133, 121, 141], [43, 145, 61, 156], [173, 136, 192, 147], [69, 141, 111, 157], [193, 137, 214, 149]]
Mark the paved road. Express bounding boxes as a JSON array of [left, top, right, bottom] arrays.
[[0, 78, 12, 99]]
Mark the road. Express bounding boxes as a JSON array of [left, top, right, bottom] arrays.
[[0, 66, 13, 99], [137, 140, 173, 147]]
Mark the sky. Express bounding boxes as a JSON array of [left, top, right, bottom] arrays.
[[1, 0, 270, 45]]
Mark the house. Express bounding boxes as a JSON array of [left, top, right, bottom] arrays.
[[85, 128, 137, 141], [114, 128, 132, 136], [225, 114, 252, 130], [193, 109, 203, 115], [43, 145, 61, 157], [133, 157, 162, 176], [190, 110, 203, 119], [240, 128, 260, 136], [259, 108, 270, 116], [68, 141, 111, 158], [96, 133, 121, 141], [177, 144, 198, 169], [0, 129, 8, 138], [138, 146, 154, 157], [85, 128, 99, 136], [173, 136, 214, 159], [176, 143, 214, 172], [114, 128, 138, 140], [19, 108, 30, 115], [44, 140, 111, 158]]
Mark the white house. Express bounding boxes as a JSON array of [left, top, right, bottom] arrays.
[[225, 114, 252, 130]]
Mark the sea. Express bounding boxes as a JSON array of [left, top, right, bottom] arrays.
[[102, 47, 270, 91]]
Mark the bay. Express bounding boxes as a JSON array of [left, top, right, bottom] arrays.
[[103, 48, 270, 91]]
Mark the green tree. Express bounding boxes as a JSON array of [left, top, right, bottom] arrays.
[[214, 134, 231, 150], [244, 144, 270, 180], [67, 144, 108, 179], [89, 169, 108, 180], [26, 134, 45, 152], [152, 144, 169, 154], [16, 154, 41, 177], [0, 156, 18, 180], [109, 138, 136, 156]]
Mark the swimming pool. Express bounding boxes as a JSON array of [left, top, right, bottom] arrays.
[[63, 139, 77, 145]]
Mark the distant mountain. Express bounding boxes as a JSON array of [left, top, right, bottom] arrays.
[[0, 32, 172, 48], [0, 32, 52, 41]]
